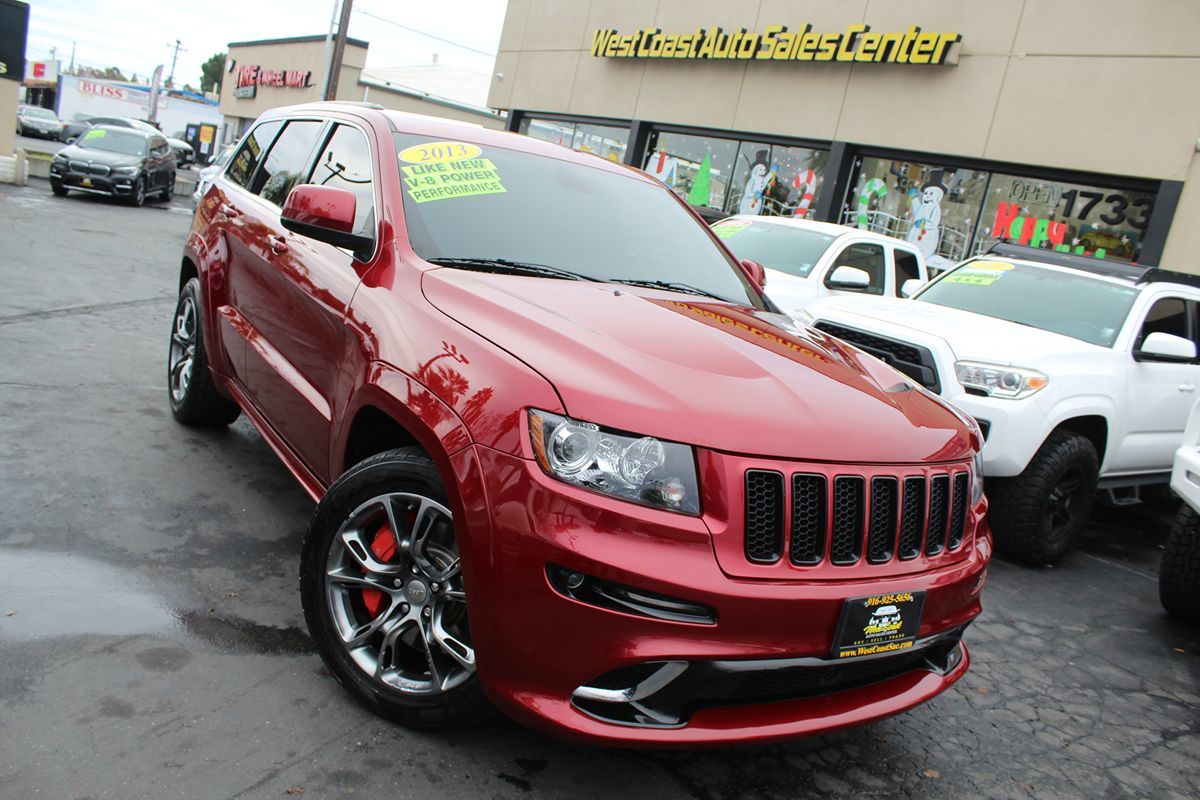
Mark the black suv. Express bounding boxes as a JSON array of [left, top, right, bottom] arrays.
[[50, 125, 176, 206]]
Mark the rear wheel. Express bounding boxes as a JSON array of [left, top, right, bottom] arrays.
[[167, 277, 240, 426], [300, 448, 492, 728], [1160, 505, 1200, 623], [988, 430, 1099, 565]]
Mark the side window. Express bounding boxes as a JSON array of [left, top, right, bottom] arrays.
[[893, 249, 921, 295], [309, 124, 376, 237], [1136, 297, 1192, 350], [227, 120, 282, 189], [827, 243, 886, 295], [251, 120, 325, 207]]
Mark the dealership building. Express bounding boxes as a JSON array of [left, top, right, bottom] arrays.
[[490, 1, 1200, 270], [219, 35, 504, 144]]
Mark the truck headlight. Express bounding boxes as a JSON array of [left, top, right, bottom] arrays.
[[528, 409, 700, 514], [955, 361, 1048, 399]]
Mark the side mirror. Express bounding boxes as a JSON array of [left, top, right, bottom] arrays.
[[740, 258, 766, 288], [280, 185, 373, 260], [900, 278, 925, 298], [1136, 331, 1197, 362], [828, 265, 871, 290]]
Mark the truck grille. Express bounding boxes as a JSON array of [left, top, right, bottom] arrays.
[[815, 321, 941, 393], [743, 465, 970, 568]]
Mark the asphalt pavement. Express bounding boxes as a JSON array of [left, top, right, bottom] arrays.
[[0, 180, 1197, 799]]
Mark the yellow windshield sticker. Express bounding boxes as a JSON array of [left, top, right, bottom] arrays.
[[402, 158, 506, 204], [966, 260, 1014, 272], [83, 128, 106, 139], [712, 220, 750, 239], [944, 259, 1014, 286], [398, 141, 483, 165]]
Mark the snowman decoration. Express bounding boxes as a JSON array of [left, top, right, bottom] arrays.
[[906, 172, 946, 260], [738, 150, 774, 216]]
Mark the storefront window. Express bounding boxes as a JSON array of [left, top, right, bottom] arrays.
[[971, 174, 1155, 263], [645, 131, 825, 219], [518, 117, 629, 163], [845, 157, 989, 271]]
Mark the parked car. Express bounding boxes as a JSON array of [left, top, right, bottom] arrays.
[[191, 143, 235, 207], [1163, 398, 1200, 623], [806, 242, 1200, 565], [16, 104, 63, 139], [50, 125, 176, 205], [713, 216, 930, 315], [169, 102, 989, 745], [60, 112, 97, 142], [73, 116, 195, 166]]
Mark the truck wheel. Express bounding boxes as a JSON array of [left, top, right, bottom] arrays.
[[167, 277, 241, 426], [300, 448, 493, 729], [1160, 505, 1200, 623], [988, 430, 1099, 565]]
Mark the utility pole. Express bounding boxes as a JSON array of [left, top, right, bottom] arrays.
[[166, 39, 186, 88], [318, 0, 339, 99], [69, 42, 76, 73], [324, 0, 353, 101]]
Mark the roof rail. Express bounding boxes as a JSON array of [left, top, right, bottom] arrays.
[[1137, 268, 1200, 291], [985, 241, 1147, 281]]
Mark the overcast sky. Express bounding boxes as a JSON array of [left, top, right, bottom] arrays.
[[24, 0, 507, 86]]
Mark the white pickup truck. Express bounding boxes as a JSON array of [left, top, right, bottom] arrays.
[[1163, 399, 1200, 622], [806, 243, 1200, 565], [713, 217, 930, 313]]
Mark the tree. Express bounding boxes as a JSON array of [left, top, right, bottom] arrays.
[[200, 52, 226, 94], [101, 66, 127, 81]]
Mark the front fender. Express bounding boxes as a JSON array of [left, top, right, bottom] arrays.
[[1040, 393, 1115, 469]]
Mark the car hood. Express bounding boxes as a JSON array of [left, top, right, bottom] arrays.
[[421, 270, 973, 463], [810, 295, 1103, 362], [58, 144, 143, 168]]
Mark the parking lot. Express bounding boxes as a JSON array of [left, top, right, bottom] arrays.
[[0, 181, 1197, 799]]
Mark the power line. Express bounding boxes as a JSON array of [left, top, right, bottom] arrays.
[[352, 8, 497, 58]]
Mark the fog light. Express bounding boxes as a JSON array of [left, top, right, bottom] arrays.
[[546, 564, 715, 625]]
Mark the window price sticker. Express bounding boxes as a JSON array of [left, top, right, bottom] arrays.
[[401, 157, 507, 204]]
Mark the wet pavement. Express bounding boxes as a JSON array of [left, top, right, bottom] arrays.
[[1, 181, 1198, 799]]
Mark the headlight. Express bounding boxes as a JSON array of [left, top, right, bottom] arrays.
[[528, 409, 699, 514], [114, 166, 141, 176], [955, 361, 1047, 399], [971, 451, 985, 505]]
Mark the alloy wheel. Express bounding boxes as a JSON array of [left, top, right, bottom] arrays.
[[168, 295, 196, 404], [1046, 466, 1085, 536], [324, 492, 474, 696]]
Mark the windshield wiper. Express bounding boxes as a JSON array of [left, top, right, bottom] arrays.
[[607, 278, 734, 303], [427, 257, 592, 281]]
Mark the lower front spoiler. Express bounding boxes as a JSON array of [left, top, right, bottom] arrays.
[[492, 638, 972, 748]]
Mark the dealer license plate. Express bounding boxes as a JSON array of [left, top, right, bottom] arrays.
[[80, 177, 92, 187], [832, 591, 926, 659]]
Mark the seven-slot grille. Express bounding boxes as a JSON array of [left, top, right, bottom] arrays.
[[743, 467, 971, 567]]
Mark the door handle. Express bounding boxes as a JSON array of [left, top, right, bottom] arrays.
[[1180, 383, 1196, 393], [269, 236, 289, 255]]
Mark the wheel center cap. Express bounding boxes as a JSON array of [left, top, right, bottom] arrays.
[[404, 580, 428, 605]]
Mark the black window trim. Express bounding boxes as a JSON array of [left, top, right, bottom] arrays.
[[1133, 294, 1200, 364], [248, 118, 332, 206], [224, 118, 286, 192], [824, 240, 887, 295], [305, 118, 381, 263]]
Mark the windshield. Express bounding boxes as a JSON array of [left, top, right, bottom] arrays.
[[393, 133, 766, 308], [918, 259, 1139, 347], [23, 107, 56, 120], [77, 128, 147, 157], [711, 219, 835, 278]]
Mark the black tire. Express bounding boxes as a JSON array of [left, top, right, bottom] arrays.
[[1161, 505, 1200, 623], [50, 181, 68, 197], [300, 448, 493, 729], [167, 277, 240, 426], [129, 177, 146, 207], [988, 430, 1100, 565], [160, 175, 174, 202]]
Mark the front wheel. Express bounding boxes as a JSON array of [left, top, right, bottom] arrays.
[[167, 277, 240, 426], [300, 448, 492, 728], [50, 181, 68, 197], [129, 177, 146, 207], [1160, 505, 1200, 623], [988, 430, 1099, 565]]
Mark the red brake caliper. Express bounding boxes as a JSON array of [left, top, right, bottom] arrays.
[[360, 523, 397, 618]]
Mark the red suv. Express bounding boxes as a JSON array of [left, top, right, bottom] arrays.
[[170, 102, 991, 745]]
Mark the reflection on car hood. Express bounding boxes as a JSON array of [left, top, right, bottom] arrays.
[[810, 295, 1104, 361], [422, 269, 973, 463], [56, 144, 143, 168]]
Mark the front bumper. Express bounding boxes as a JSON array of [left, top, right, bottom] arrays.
[[946, 390, 1052, 477], [50, 165, 140, 196], [461, 445, 990, 746]]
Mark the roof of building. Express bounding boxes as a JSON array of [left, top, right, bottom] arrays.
[[359, 63, 492, 110], [228, 34, 369, 49]]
